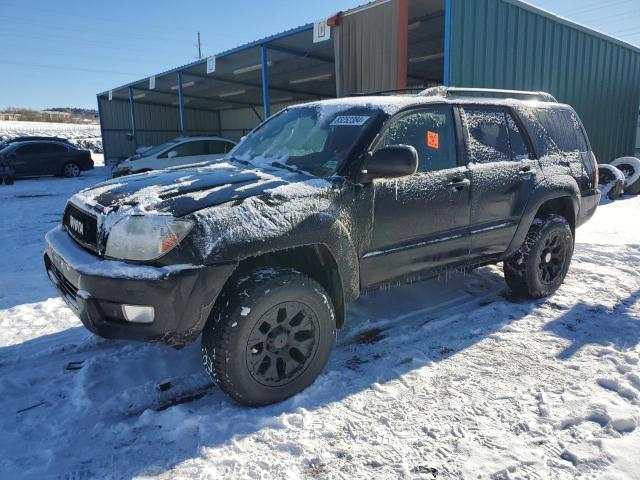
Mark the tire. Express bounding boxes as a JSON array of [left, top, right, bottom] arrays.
[[504, 214, 574, 299], [611, 157, 640, 195], [597, 164, 625, 200], [202, 268, 336, 406], [62, 162, 81, 178], [4, 176, 14, 185]]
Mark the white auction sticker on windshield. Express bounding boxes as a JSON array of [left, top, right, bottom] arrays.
[[330, 115, 371, 126]]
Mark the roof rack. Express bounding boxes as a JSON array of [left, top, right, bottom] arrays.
[[347, 87, 426, 97], [419, 86, 557, 102]]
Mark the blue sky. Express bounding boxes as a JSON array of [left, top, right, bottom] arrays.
[[0, 0, 639, 110]]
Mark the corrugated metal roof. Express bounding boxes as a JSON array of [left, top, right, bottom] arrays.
[[97, 22, 314, 96]]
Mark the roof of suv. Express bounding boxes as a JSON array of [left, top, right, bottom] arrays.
[[294, 89, 571, 116], [172, 136, 236, 143]]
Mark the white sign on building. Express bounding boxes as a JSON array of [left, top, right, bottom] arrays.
[[149, 75, 156, 89], [206, 56, 216, 74], [313, 19, 331, 43]]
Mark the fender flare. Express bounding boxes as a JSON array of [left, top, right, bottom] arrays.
[[205, 212, 361, 314], [506, 176, 580, 256]]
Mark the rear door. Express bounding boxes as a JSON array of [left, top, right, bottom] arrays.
[[460, 106, 538, 257], [360, 105, 472, 287], [38, 143, 70, 175]]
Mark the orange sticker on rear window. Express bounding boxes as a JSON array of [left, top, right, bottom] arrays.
[[427, 131, 439, 149]]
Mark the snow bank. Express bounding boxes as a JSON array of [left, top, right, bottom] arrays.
[[1, 169, 640, 479]]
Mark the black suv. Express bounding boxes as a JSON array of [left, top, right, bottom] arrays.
[[44, 87, 600, 406]]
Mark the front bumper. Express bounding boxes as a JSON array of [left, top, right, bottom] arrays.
[[44, 226, 236, 346]]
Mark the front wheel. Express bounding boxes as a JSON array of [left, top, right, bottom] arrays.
[[202, 268, 336, 406], [62, 162, 81, 178], [504, 214, 574, 299]]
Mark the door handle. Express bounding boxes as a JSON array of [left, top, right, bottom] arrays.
[[447, 178, 471, 191]]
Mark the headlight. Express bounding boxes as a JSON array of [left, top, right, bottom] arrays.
[[104, 215, 194, 261]]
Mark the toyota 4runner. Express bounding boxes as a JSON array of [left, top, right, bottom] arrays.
[[45, 87, 600, 406]]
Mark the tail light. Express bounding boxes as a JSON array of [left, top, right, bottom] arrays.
[[591, 152, 598, 188]]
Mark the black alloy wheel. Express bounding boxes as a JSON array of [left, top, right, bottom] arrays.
[[538, 232, 569, 284], [246, 301, 319, 387]]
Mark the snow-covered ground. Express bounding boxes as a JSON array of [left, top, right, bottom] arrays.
[[0, 169, 639, 479], [0, 120, 102, 153]]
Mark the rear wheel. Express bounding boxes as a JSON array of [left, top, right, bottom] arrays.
[[62, 162, 81, 178], [202, 268, 336, 406], [504, 214, 574, 299]]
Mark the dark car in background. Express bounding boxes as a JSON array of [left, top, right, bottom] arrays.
[[0, 136, 74, 149], [0, 140, 93, 178]]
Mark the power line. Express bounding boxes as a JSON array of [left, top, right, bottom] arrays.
[[0, 1, 200, 35], [0, 28, 192, 57], [0, 59, 148, 76], [0, 15, 193, 44]]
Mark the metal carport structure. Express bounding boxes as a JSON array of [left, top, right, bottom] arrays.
[[98, 0, 640, 164], [97, 23, 338, 161]]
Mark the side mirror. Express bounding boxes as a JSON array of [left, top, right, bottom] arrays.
[[167, 150, 178, 159], [359, 145, 418, 183]]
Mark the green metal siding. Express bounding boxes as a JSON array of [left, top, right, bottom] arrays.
[[448, 0, 640, 162]]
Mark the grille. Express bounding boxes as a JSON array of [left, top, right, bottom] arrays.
[[63, 203, 98, 251]]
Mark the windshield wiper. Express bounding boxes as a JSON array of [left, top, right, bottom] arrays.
[[227, 156, 251, 166], [270, 161, 299, 173]]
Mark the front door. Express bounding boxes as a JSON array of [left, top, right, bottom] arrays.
[[460, 106, 538, 257], [360, 105, 472, 287], [10, 144, 42, 176]]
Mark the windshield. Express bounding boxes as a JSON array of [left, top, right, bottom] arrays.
[[230, 105, 383, 176], [138, 139, 180, 158]]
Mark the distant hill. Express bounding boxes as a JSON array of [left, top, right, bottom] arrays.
[[0, 107, 99, 124], [46, 107, 99, 117]]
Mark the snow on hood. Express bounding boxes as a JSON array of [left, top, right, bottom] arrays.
[[69, 160, 308, 219], [68, 160, 339, 251]]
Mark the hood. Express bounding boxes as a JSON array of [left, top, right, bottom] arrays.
[[73, 160, 316, 217]]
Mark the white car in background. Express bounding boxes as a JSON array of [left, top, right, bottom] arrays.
[[112, 136, 236, 177]]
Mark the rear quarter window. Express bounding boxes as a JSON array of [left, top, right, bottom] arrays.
[[520, 107, 588, 156]]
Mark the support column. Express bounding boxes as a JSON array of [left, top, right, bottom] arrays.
[[395, 0, 409, 90], [444, 0, 452, 86], [261, 46, 270, 118], [128, 87, 138, 149], [177, 71, 187, 135]]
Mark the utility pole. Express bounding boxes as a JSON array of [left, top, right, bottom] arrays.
[[197, 32, 202, 60]]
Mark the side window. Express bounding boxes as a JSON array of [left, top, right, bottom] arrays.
[[206, 140, 230, 154], [505, 112, 530, 160], [462, 107, 511, 163], [41, 143, 68, 154], [16, 144, 47, 155], [378, 105, 457, 172], [535, 108, 585, 155], [569, 110, 589, 152], [169, 141, 206, 158]]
